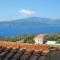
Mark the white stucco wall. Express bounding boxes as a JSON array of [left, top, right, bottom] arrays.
[[34, 38, 44, 44], [46, 41, 56, 44]]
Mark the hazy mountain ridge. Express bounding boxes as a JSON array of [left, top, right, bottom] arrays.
[[0, 17, 60, 27]]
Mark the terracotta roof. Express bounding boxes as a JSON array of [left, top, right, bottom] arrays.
[[34, 34, 45, 39], [0, 41, 60, 60], [0, 46, 60, 60], [0, 41, 49, 51], [0, 46, 48, 60]]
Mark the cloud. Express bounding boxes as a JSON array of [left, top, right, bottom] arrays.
[[18, 9, 35, 16]]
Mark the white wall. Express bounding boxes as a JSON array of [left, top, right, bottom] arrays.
[[34, 38, 43, 44], [46, 41, 56, 44]]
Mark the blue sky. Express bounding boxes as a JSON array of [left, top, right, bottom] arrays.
[[0, 0, 60, 21]]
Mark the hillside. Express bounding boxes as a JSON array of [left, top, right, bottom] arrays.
[[0, 17, 60, 26]]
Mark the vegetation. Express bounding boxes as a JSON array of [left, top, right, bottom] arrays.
[[0, 34, 37, 43], [0, 33, 60, 44], [46, 33, 60, 41]]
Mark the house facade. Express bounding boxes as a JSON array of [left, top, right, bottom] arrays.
[[33, 34, 45, 44]]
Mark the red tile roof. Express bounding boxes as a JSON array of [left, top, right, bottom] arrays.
[[0, 41, 59, 60], [34, 34, 45, 39], [0, 41, 49, 52]]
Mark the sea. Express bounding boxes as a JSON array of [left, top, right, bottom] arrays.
[[0, 25, 60, 37]]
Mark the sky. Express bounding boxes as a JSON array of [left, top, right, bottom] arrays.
[[0, 0, 60, 21]]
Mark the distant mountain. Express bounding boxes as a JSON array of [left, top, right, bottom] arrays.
[[0, 17, 60, 36], [0, 17, 60, 27]]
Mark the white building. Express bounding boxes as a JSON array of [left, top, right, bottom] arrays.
[[46, 41, 56, 45], [33, 34, 45, 44]]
